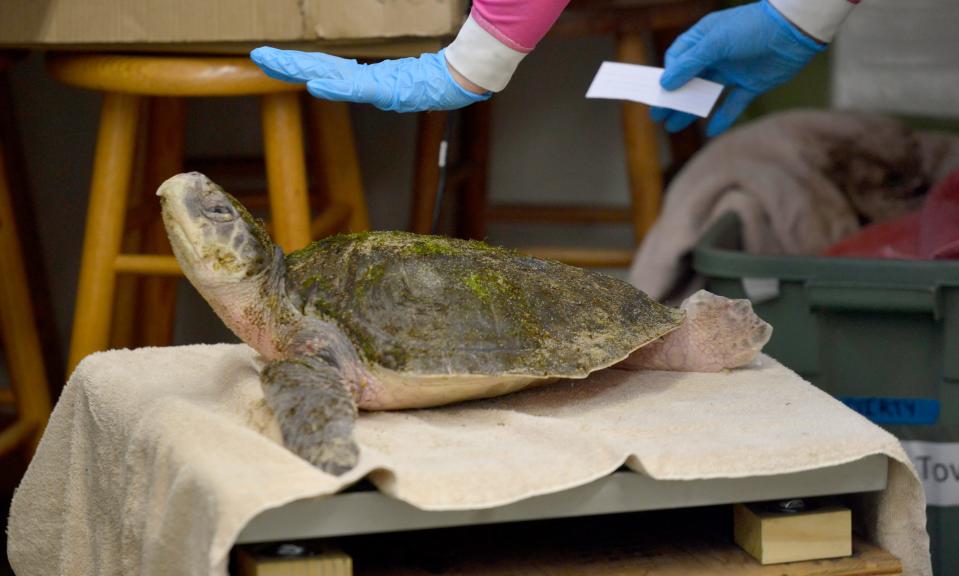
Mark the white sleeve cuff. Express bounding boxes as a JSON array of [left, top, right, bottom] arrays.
[[769, 0, 858, 42], [445, 15, 527, 92]]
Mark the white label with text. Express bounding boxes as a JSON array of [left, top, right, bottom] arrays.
[[901, 441, 959, 506]]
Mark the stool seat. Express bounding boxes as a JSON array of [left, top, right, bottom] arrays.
[[46, 54, 301, 96]]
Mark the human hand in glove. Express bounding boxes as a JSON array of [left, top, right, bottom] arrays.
[[250, 47, 491, 113], [650, 0, 825, 137]]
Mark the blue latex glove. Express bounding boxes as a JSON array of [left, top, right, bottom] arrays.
[[650, 0, 825, 136], [250, 47, 491, 113]]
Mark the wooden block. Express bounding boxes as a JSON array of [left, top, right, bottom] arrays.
[[235, 542, 352, 576], [734, 500, 852, 565]]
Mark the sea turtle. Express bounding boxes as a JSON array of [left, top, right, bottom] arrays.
[[159, 172, 772, 475]]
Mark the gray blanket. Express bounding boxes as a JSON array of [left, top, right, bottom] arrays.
[[628, 110, 959, 301]]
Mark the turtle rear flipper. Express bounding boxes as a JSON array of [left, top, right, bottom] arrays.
[[621, 290, 773, 372], [262, 353, 359, 476]]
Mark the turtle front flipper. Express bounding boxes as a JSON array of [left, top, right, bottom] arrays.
[[262, 354, 359, 475]]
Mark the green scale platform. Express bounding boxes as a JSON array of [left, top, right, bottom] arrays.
[[694, 213, 959, 575]]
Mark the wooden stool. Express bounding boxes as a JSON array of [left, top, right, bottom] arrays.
[[416, 0, 715, 267], [0, 54, 52, 458], [47, 54, 369, 373]]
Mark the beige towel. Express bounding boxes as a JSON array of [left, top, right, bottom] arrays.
[[628, 110, 959, 301], [7, 344, 930, 575]]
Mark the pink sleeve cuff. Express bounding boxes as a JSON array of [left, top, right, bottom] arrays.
[[444, 1, 571, 92], [446, 14, 526, 92]]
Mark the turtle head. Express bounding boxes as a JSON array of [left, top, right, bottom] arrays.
[[158, 172, 294, 358], [158, 172, 276, 287]]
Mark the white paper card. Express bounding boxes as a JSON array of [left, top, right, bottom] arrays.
[[586, 62, 724, 118]]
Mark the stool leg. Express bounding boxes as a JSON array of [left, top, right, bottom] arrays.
[[0, 136, 52, 454], [459, 101, 492, 240], [68, 93, 141, 373], [410, 111, 448, 234], [309, 99, 369, 232], [652, 26, 706, 182], [617, 31, 664, 243], [0, 61, 64, 385], [110, 103, 152, 350], [261, 92, 312, 252], [138, 97, 185, 346]]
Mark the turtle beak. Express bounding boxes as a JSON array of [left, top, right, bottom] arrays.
[[157, 172, 210, 265], [157, 171, 207, 198]]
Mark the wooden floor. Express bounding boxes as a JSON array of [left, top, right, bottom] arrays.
[[234, 505, 902, 575]]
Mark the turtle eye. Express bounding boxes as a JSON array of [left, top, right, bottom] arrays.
[[203, 202, 237, 222]]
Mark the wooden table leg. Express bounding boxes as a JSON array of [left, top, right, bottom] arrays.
[[410, 111, 448, 234], [0, 134, 52, 455], [261, 92, 312, 252], [616, 30, 664, 243], [138, 96, 185, 347], [68, 92, 142, 373], [309, 99, 369, 233]]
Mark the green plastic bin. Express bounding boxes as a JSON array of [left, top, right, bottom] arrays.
[[693, 213, 959, 575]]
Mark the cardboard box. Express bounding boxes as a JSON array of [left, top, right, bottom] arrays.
[[0, 0, 465, 48]]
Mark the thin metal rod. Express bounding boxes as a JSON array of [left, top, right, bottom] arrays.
[[430, 112, 455, 235]]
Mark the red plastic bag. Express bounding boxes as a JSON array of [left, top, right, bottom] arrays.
[[823, 169, 959, 259]]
